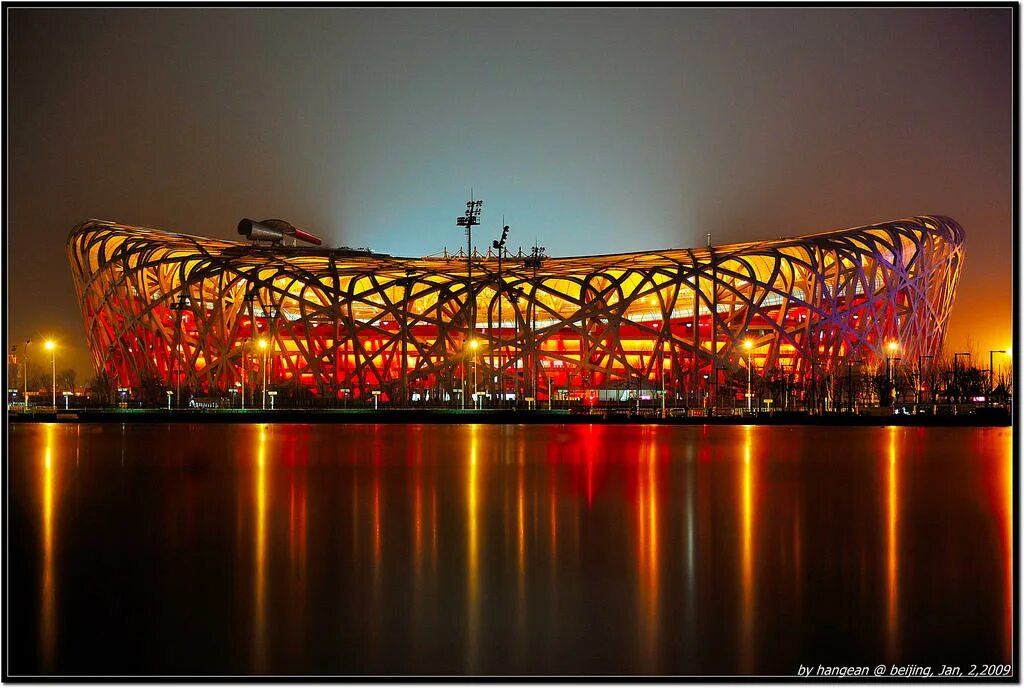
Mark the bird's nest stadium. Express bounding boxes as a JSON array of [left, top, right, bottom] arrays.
[[67, 215, 963, 409]]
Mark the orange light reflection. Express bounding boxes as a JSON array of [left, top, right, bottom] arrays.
[[40, 424, 57, 671]]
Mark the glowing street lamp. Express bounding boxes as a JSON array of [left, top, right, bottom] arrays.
[[469, 339, 480, 409], [885, 340, 900, 407], [743, 338, 754, 412], [44, 340, 56, 408], [258, 338, 269, 410], [23, 340, 31, 410]]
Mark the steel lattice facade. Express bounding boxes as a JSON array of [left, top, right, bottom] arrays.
[[67, 216, 964, 405]]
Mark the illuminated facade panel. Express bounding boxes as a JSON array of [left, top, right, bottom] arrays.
[[67, 215, 964, 405]]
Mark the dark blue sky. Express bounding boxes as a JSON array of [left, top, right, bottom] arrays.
[[8, 7, 1013, 378]]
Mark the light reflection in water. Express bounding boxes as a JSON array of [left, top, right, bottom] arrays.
[[466, 425, 480, 672], [252, 425, 268, 673], [886, 426, 899, 660], [10, 423, 1012, 676], [637, 433, 660, 670], [1003, 431, 1012, 659], [40, 424, 57, 671], [739, 425, 755, 672]]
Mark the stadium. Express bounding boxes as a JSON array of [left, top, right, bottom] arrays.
[[67, 215, 964, 409]]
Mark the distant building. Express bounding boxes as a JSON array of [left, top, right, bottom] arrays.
[[67, 216, 964, 406]]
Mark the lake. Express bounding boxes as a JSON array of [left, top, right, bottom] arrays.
[[7, 422, 1013, 676]]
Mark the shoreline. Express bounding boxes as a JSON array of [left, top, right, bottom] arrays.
[[6, 408, 1012, 427]]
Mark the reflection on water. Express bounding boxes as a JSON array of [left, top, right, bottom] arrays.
[[8, 423, 1013, 676], [885, 426, 899, 661], [39, 424, 57, 671]]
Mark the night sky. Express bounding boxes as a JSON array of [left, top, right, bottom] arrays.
[[8, 7, 1013, 381]]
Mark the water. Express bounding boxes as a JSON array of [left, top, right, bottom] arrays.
[[7, 422, 1012, 677]]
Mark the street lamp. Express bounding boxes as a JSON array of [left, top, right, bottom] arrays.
[[885, 341, 900, 409], [916, 354, 934, 408], [44, 340, 56, 408], [23, 340, 31, 410], [743, 339, 754, 412], [953, 352, 971, 405], [469, 339, 480, 409], [258, 338, 269, 410], [846, 358, 863, 413], [989, 349, 1010, 407]]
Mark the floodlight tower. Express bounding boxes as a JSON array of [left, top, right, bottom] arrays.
[[170, 292, 188, 408], [492, 222, 510, 403], [456, 196, 483, 390], [524, 243, 546, 402]]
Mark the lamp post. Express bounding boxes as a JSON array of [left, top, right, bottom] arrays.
[[469, 339, 480, 409], [170, 292, 188, 408], [846, 358, 862, 413], [743, 339, 754, 412], [258, 338, 269, 409], [661, 349, 667, 417], [492, 222, 509, 405], [885, 341, 900, 409], [989, 349, 1009, 407], [23, 340, 30, 409], [240, 339, 248, 411], [953, 352, 971, 405], [917, 354, 934, 408], [524, 244, 546, 404], [44, 340, 56, 408], [457, 196, 483, 390]]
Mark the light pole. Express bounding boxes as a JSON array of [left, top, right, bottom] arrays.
[[457, 196, 483, 390], [23, 340, 30, 409], [44, 340, 56, 408], [240, 339, 248, 410], [492, 222, 509, 405], [917, 354, 934, 408], [170, 292, 188, 408], [525, 244, 546, 404], [743, 339, 754, 412], [470, 339, 480, 409], [989, 349, 1009, 407], [885, 341, 900, 408], [846, 358, 862, 413], [953, 352, 971, 405], [661, 349, 667, 417], [259, 338, 269, 409]]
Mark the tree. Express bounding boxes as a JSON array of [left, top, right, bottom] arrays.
[[57, 368, 76, 391], [88, 372, 116, 406]]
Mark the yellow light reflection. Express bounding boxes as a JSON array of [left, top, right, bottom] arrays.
[[885, 426, 900, 659], [252, 425, 268, 673], [40, 424, 57, 670], [635, 433, 661, 670], [1002, 430, 1012, 660], [739, 425, 755, 673], [466, 425, 480, 672]]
